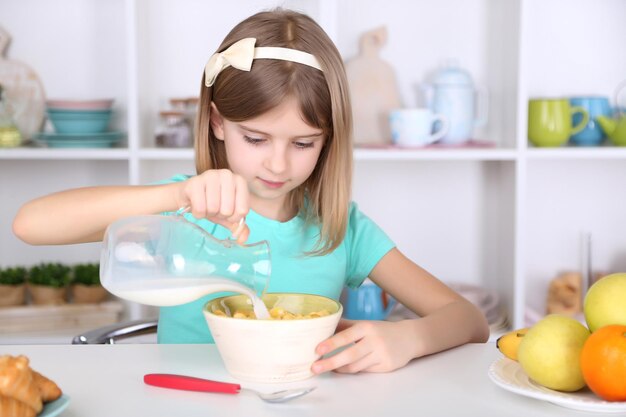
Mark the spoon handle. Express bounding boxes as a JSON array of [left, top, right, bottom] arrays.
[[144, 373, 241, 394]]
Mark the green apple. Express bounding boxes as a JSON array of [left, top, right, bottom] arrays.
[[584, 273, 626, 332], [518, 314, 590, 392]]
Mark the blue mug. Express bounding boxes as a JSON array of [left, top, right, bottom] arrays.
[[343, 280, 396, 320], [569, 96, 612, 146]]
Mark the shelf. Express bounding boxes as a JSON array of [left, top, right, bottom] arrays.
[[0, 301, 123, 334], [138, 147, 519, 162], [4, 146, 625, 162], [525, 147, 626, 160], [138, 148, 194, 160], [0, 148, 131, 160], [354, 148, 517, 161]]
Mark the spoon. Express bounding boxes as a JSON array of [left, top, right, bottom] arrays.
[[144, 373, 315, 404]]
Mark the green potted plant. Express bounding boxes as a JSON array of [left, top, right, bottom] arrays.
[[0, 266, 27, 307], [27, 263, 71, 305], [71, 263, 108, 304]]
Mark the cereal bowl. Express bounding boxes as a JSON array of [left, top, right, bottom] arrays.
[[204, 293, 342, 383]]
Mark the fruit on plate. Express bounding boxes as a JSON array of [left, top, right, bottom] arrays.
[[580, 324, 626, 401], [496, 328, 529, 361], [584, 273, 626, 332], [518, 314, 590, 392]]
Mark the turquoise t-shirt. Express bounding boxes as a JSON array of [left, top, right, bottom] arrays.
[[155, 174, 395, 343]]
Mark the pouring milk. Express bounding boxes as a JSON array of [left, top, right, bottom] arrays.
[[100, 215, 272, 319], [108, 277, 270, 319]]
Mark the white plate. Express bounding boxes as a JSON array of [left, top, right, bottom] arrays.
[[488, 358, 626, 413], [40, 394, 70, 417]]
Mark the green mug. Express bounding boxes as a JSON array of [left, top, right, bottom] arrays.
[[528, 99, 589, 147]]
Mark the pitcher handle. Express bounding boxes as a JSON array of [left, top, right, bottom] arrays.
[[570, 106, 589, 136], [430, 114, 449, 142], [175, 206, 246, 242], [474, 85, 489, 127], [175, 206, 191, 216]]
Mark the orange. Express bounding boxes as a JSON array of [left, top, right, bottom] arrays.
[[580, 324, 626, 401]]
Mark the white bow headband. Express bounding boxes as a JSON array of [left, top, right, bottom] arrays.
[[204, 37, 323, 87]]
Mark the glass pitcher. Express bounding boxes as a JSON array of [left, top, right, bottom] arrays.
[[100, 214, 271, 308]]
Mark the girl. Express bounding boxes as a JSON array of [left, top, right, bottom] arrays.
[[12, 9, 489, 374]]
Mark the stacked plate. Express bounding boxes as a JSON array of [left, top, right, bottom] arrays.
[[386, 282, 509, 333], [447, 283, 509, 333], [34, 99, 124, 148]]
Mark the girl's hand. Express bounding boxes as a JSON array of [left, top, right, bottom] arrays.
[[311, 319, 416, 374], [175, 169, 250, 243]]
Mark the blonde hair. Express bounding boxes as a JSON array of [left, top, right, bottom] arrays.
[[195, 9, 352, 256]]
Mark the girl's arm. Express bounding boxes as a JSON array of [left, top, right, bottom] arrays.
[[13, 184, 182, 245], [13, 170, 251, 245], [312, 248, 490, 374]]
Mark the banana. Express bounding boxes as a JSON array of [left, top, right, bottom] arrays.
[[496, 328, 529, 361]]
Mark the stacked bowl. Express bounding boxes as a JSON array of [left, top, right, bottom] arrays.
[[35, 99, 123, 148]]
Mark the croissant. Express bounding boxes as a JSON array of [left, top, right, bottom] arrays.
[[0, 394, 36, 417], [0, 356, 42, 414], [32, 371, 62, 403]]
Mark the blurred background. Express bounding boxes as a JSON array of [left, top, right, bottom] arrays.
[[1, 0, 625, 344]]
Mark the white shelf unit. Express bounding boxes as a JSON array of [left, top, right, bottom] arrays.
[[1, 0, 626, 333]]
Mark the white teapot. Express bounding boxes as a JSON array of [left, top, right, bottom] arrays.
[[422, 62, 488, 144]]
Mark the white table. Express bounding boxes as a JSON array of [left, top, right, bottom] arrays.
[[0, 342, 609, 417]]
